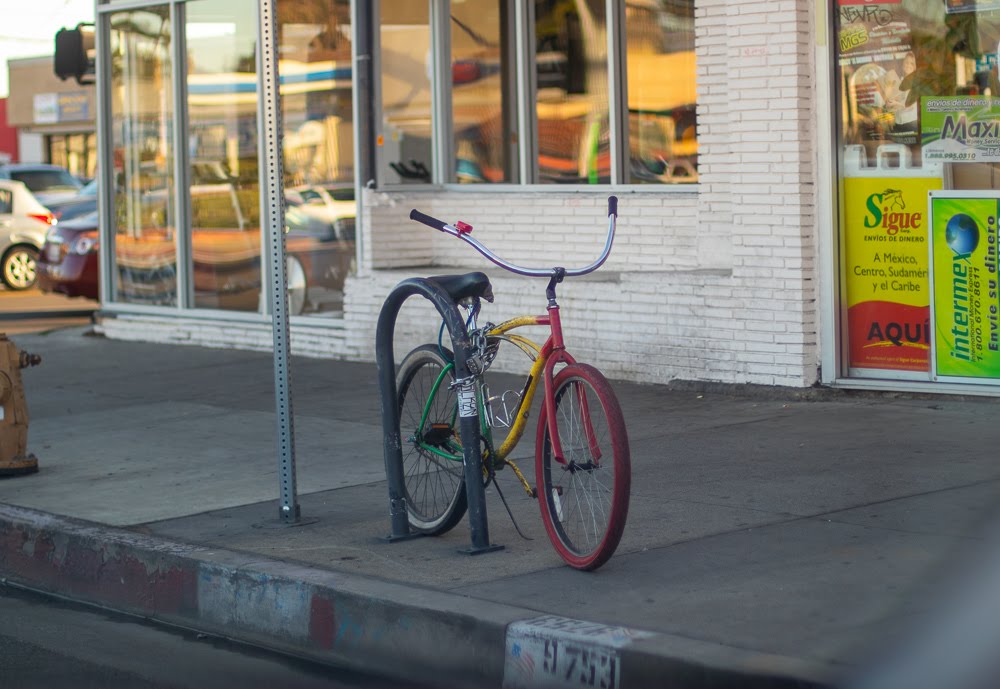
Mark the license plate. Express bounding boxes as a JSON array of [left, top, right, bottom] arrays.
[[46, 244, 61, 262], [504, 616, 654, 689]]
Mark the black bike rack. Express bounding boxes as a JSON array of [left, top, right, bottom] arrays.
[[375, 277, 503, 555]]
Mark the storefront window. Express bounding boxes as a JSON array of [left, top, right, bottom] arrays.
[[278, 0, 356, 316], [625, 0, 697, 184], [535, 0, 609, 184], [379, 0, 434, 184], [835, 2, 1000, 383], [451, 0, 517, 183], [186, 0, 261, 312], [49, 133, 98, 181], [109, 6, 176, 306]]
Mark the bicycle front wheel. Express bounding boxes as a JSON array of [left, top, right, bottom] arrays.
[[397, 344, 468, 535], [536, 363, 630, 570]]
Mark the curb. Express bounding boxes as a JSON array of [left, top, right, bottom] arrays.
[[0, 504, 835, 689]]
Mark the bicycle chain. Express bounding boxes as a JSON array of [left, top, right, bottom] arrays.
[[466, 324, 499, 375]]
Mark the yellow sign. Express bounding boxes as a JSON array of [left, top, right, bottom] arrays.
[[843, 175, 941, 371]]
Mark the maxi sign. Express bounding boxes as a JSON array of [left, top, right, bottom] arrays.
[[922, 96, 1000, 163], [929, 192, 1000, 381]]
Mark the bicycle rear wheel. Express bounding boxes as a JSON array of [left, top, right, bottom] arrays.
[[536, 363, 630, 570], [396, 344, 468, 535]]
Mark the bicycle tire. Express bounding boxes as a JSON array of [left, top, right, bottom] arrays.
[[396, 344, 468, 535], [535, 363, 630, 570]]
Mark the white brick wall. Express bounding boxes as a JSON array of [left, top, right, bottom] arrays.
[[99, 0, 821, 389]]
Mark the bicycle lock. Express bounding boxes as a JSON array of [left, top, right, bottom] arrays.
[[376, 278, 503, 555]]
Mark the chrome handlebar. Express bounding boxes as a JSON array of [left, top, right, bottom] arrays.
[[409, 196, 618, 278]]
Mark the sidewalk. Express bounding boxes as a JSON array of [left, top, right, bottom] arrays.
[[2, 325, 1000, 688]]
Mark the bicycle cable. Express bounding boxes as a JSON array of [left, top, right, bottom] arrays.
[[490, 475, 533, 541], [436, 320, 452, 362], [481, 433, 532, 541], [435, 308, 478, 363]]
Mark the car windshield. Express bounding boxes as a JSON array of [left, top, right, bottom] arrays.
[[79, 179, 98, 196], [11, 169, 82, 193]]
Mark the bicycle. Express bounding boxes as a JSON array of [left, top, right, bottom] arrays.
[[400, 196, 630, 571]]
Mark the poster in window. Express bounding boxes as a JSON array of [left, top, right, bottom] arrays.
[[945, 0, 1000, 14], [845, 175, 939, 373], [921, 96, 1000, 163], [837, 2, 917, 146], [929, 193, 1000, 380]]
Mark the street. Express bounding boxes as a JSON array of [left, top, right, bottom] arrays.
[[0, 584, 428, 689], [0, 286, 95, 335]]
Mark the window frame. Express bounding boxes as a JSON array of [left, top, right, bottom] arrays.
[[97, 0, 359, 320], [373, 0, 697, 190]]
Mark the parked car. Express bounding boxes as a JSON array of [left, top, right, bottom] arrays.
[[0, 163, 84, 207], [36, 210, 99, 299], [0, 180, 56, 290], [47, 177, 98, 222]]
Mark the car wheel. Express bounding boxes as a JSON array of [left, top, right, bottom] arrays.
[[2, 245, 39, 291], [287, 255, 307, 315]]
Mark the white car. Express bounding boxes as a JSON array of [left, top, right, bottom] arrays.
[[0, 179, 56, 290], [284, 184, 355, 240]]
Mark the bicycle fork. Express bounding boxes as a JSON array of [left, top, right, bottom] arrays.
[[541, 301, 603, 466]]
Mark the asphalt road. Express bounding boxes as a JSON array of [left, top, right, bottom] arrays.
[[0, 584, 429, 689], [0, 286, 96, 335]]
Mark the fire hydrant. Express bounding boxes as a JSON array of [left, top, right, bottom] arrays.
[[0, 333, 41, 477]]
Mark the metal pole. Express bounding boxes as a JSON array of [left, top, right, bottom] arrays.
[[257, 0, 299, 523], [353, 0, 376, 187]]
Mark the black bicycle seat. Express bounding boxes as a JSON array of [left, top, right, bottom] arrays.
[[428, 272, 494, 303]]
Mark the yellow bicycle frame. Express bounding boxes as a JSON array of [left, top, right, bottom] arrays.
[[483, 314, 579, 496]]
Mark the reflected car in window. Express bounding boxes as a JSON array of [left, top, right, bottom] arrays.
[[39, 189, 355, 314], [284, 183, 356, 241]]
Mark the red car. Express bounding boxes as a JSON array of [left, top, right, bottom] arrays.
[[36, 211, 99, 299]]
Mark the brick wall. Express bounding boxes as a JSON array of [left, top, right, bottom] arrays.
[[352, 0, 820, 387]]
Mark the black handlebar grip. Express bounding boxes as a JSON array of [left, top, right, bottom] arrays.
[[608, 195, 618, 217], [409, 209, 447, 231]]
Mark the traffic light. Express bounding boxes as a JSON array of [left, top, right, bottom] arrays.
[[54, 23, 95, 85]]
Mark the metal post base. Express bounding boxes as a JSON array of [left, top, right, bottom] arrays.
[[382, 532, 425, 543]]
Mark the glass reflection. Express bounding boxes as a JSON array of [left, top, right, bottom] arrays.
[[379, 0, 433, 184], [279, 0, 356, 316], [451, 0, 516, 183], [186, 0, 261, 311], [836, 0, 1000, 187], [625, 0, 697, 184], [535, 0, 609, 184], [110, 7, 177, 306]]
